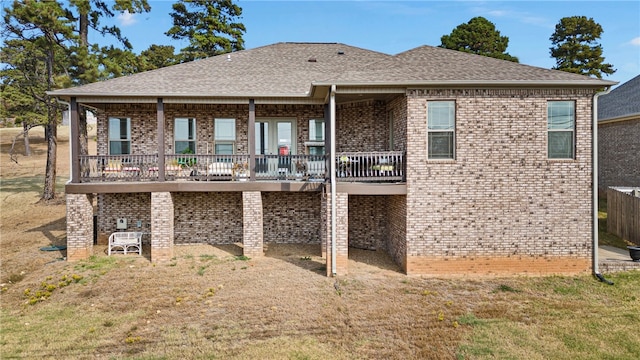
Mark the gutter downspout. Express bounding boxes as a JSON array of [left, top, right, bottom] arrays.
[[56, 99, 72, 184], [592, 87, 614, 285], [330, 85, 337, 276]]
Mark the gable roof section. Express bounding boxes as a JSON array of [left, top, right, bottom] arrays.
[[323, 45, 615, 86], [50, 42, 615, 101], [598, 74, 640, 122], [50, 43, 390, 99]]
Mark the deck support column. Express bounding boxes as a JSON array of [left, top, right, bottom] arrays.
[[242, 191, 264, 257], [70, 97, 80, 183], [157, 98, 165, 182], [248, 99, 256, 181], [66, 193, 93, 260], [151, 192, 173, 262], [324, 192, 348, 276]]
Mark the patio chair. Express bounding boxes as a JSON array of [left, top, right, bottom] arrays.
[[108, 232, 142, 255], [88, 159, 100, 177], [104, 159, 122, 177]]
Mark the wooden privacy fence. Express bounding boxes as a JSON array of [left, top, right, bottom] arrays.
[[607, 188, 640, 245]]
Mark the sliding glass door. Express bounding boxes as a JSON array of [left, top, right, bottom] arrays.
[[255, 119, 296, 174]]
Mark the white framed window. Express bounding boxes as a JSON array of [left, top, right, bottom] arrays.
[[309, 119, 325, 142], [174, 118, 196, 154], [108, 117, 130, 155], [214, 118, 236, 155], [547, 101, 575, 159], [307, 119, 325, 155], [427, 101, 455, 159]]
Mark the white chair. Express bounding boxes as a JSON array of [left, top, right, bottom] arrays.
[[208, 162, 233, 176], [108, 232, 142, 255]]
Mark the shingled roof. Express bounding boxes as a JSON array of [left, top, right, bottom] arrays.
[[324, 45, 615, 85], [598, 74, 640, 122], [50, 42, 615, 99]]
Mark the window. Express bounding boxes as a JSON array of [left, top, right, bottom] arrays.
[[108, 117, 130, 155], [547, 101, 575, 159], [307, 119, 325, 155], [214, 118, 235, 155], [427, 101, 455, 159], [309, 119, 325, 141], [174, 118, 196, 154]]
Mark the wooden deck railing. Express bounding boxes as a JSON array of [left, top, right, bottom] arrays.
[[335, 151, 405, 182], [79, 154, 159, 182], [78, 152, 405, 183]]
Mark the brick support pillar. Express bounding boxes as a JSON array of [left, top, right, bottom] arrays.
[[151, 192, 174, 262], [320, 194, 327, 258], [242, 191, 264, 258], [325, 192, 348, 276], [66, 193, 93, 261]]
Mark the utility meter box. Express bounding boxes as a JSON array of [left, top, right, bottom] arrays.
[[116, 218, 127, 230]]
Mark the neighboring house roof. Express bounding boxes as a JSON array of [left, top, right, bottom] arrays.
[[49, 42, 615, 100], [598, 74, 640, 122]]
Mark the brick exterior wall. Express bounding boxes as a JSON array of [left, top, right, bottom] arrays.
[[151, 192, 174, 262], [172, 192, 243, 244], [387, 195, 407, 271], [262, 192, 322, 244], [242, 191, 264, 257], [388, 96, 408, 152], [96, 103, 324, 156], [97, 193, 151, 242], [66, 193, 94, 261], [598, 118, 640, 191], [404, 88, 595, 275], [348, 195, 389, 251], [336, 100, 389, 152]]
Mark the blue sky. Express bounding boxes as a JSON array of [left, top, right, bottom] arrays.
[[100, 0, 639, 86]]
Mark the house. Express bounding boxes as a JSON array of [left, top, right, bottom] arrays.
[[51, 42, 616, 276], [597, 74, 640, 193]]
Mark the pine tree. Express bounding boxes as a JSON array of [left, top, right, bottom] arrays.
[[440, 17, 518, 62], [166, 0, 246, 61], [2, 0, 75, 201], [550, 16, 615, 78]]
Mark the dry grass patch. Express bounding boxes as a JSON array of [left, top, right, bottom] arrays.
[[457, 273, 640, 359]]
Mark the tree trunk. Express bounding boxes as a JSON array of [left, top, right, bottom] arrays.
[[42, 32, 57, 202], [23, 121, 31, 156], [79, 106, 88, 155], [78, 11, 89, 156], [42, 115, 57, 201]]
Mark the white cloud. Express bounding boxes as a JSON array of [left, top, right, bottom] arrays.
[[471, 6, 554, 29], [117, 11, 137, 27], [630, 37, 640, 46]]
